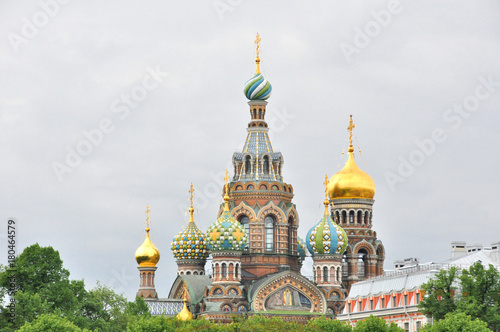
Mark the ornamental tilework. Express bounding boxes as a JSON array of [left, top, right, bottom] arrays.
[[206, 211, 248, 252], [171, 221, 209, 260], [146, 300, 184, 316], [306, 213, 348, 255]]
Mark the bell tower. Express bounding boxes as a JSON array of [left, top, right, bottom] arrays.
[[226, 34, 300, 279], [327, 116, 385, 290]]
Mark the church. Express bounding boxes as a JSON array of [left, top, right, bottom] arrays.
[[133, 34, 385, 322]]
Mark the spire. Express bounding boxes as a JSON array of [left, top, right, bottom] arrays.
[[188, 183, 195, 223], [254, 33, 261, 74], [223, 170, 230, 212], [176, 281, 193, 321], [347, 114, 355, 153]]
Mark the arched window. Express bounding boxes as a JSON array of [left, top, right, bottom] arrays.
[[349, 211, 354, 224], [245, 156, 251, 174], [258, 109, 262, 119], [358, 249, 368, 278], [265, 216, 275, 252], [288, 217, 294, 254], [186, 271, 191, 275], [263, 156, 270, 174], [235, 264, 239, 280], [240, 216, 250, 238], [222, 263, 227, 279], [323, 266, 328, 282], [358, 211, 363, 225]]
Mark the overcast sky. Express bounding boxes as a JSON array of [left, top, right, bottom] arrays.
[[1, 1, 499, 301]]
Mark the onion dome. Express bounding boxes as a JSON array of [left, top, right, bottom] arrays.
[[297, 236, 306, 261], [206, 171, 248, 252], [327, 115, 375, 200], [171, 184, 209, 260], [243, 33, 272, 101], [135, 204, 160, 267], [306, 176, 348, 255]]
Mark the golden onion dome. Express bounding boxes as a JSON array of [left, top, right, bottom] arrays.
[[327, 115, 375, 200], [135, 204, 160, 267]]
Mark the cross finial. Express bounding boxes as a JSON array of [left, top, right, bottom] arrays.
[[189, 183, 194, 208], [347, 114, 355, 152], [324, 174, 329, 199], [145, 203, 151, 229], [224, 169, 229, 189], [223, 170, 230, 211], [254, 33, 261, 74], [255, 33, 261, 60]]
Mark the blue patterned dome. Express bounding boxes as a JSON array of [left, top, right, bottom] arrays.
[[171, 206, 209, 260], [206, 184, 248, 252], [306, 200, 348, 255], [297, 236, 306, 260], [244, 73, 272, 101]]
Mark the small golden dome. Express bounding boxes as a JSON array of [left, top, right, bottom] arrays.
[[135, 228, 160, 267], [135, 204, 160, 267], [327, 115, 375, 200]]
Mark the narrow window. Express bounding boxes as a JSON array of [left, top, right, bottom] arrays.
[[404, 294, 408, 306], [240, 216, 250, 239], [323, 266, 328, 282], [416, 293, 420, 304], [416, 321, 422, 330], [404, 322, 409, 332], [222, 263, 227, 279], [381, 297, 385, 308], [370, 299, 373, 310], [358, 301, 362, 311], [348, 303, 351, 313], [245, 156, 251, 174], [392, 296, 397, 307], [265, 216, 274, 252], [263, 156, 269, 174]]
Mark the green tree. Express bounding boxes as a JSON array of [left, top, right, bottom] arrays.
[[18, 313, 84, 332], [420, 312, 492, 332], [353, 315, 403, 331], [456, 263, 500, 331], [418, 267, 458, 320], [0, 244, 152, 331], [305, 316, 352, 331]]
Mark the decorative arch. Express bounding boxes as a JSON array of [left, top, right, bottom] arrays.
[[220, 302, 233, 312], [353, 240, 375, 255], [245, 181, 256, 190], [226, 286, 241, 296], [375, 243, 386, 258], [257, 202, 286, 223], [251, 271, 327, 313], [210, 286, 224, 296], [232, 202, 258, 221], [269, 181, 282, 191]]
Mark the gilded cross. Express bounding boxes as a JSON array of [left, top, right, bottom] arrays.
[[145, 203, 150, 228], [224, 169, 230, 195], [189, 183, 194, 207], [347, 114, 355, 147], [255, 33, 261, 59], [324, 174, 328, 199]]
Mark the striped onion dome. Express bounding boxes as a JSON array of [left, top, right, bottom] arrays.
[[306, 199, 348, 255], [244, 73, 272, 100]]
